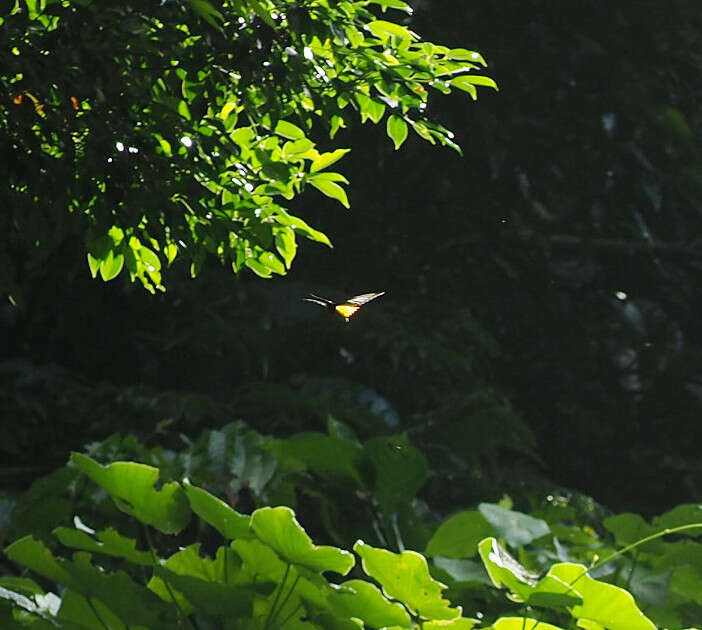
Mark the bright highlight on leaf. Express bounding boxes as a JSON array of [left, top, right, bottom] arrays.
[[387, 115, 408, 149], [354, 540, 461, 620], [70, 453, 190, 534], [251, 506, 355, 575]]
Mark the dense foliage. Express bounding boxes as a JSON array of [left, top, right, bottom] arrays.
[[1, 0, 494, 293], [2, 442, 702, 629]]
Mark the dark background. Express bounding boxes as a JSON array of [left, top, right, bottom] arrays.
[[3, 0, 702, 517]]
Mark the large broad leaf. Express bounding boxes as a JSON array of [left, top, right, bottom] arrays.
[[477, 538, 539, 602], [354, 540, 460, 620], [57, 589, 127, 630], [183, 480, 251, 540], [5, 537, 77, 589], [363, 435, 428, 515], [602, 513, 663, 553], [251, 506, 354, 575], [328, 579, 411, 628], [425, 511, 494, 558], [6, 538, 177, 628], [423, 618, 477, 630], [269, 432, 363, 485], [653, 504, 702, 534], [53, 526, 154, 565], [151, 565, 254, 617], [432, 558, 492, 586], [490, 618, 565, 630], [545, 563, 657, 630], [231, 538, 328, 609], [478, 503, 549, 548], [70, 453, 190, 534]]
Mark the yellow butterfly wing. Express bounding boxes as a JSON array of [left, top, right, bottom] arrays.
[[335, 292, 385, 320], [335, 303, 362, 319]]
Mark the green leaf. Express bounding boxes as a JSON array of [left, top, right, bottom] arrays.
[[386, 115, 408, 149], [449, 77, 477, 100], [183, 480, 251, 540], [251, 506, 355, 574], [177, 99, 191, 120], [653, 503, 702, 532], [368, 0, 412, 13], [603, 513, 663, 552], [275, 227, 297, 269], [53, 526, 154, 565], [308, 174, 350, 208], [5, 539, 177, 628], [56, 589, 127, 630], [446, 49, 487, 66], [547, 563, 657, 630], [310, 148, 351, 173], [478, 503, 550, 548], [99, 249, 124, 281], [491, 619, 565, 630], [164, 242, 178, 264], [231, 538, 327, 607], [354, 540, 460, 620], [258, 250, 286, 275], [432, 558, 492, 585], [329, 579, 412, 628], [87, 252, 100, 278], [275, 120, 306, 140], [477, 538, 539, 602], [270, 432, 363, 484], [5, 536, 77, 589], [70, 453, 190, 534], [425, 511, 494, 558], [188, 0, 223, 28], [363, 435, 428, 514], [356, 93, 386, 124], [423, 619, 477, 630], [148, 545, 254, 617], [245, 256, 273, 278], [366, 20, 416, 42], [283, 138, 315, 156]]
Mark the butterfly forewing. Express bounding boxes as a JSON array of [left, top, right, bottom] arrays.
[[346, 292, 385, 307]]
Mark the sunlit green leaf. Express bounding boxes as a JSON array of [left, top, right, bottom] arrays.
[[99, 249, 124, 281], [310, 148, 351, 173], [329, 579, 412, 628], [386, 115, 408, 149], [547, 563, 657, 630], [477, 538, 538, 602], [275, 120, 306, 140], [183, 480, 251, 540], [70, 453, 190, 534], [309, 175, 350, 208], [354, 540, 460, 620], [251, 506, 355, 574], [53, 526, 154, 565]]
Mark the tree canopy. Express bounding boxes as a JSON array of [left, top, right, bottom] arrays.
[[1, 0, 495, 294]]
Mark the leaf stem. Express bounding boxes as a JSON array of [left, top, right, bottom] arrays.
[[264, 562, 291, 630], [142, 524, 198, 630], [86, 597, 110, 630], [571, 522, 702, 588]]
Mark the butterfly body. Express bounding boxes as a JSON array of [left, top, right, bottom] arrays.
[[303, 291, 385, 322]]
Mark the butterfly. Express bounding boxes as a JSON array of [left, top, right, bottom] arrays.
[[303, 291, 385, 322]]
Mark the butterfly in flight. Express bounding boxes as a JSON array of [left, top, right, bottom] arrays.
[[303, 291, 385, 322]]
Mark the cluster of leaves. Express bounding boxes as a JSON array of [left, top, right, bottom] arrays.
[[3, 451, 702, 629], [0, 0, 495, 294]]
